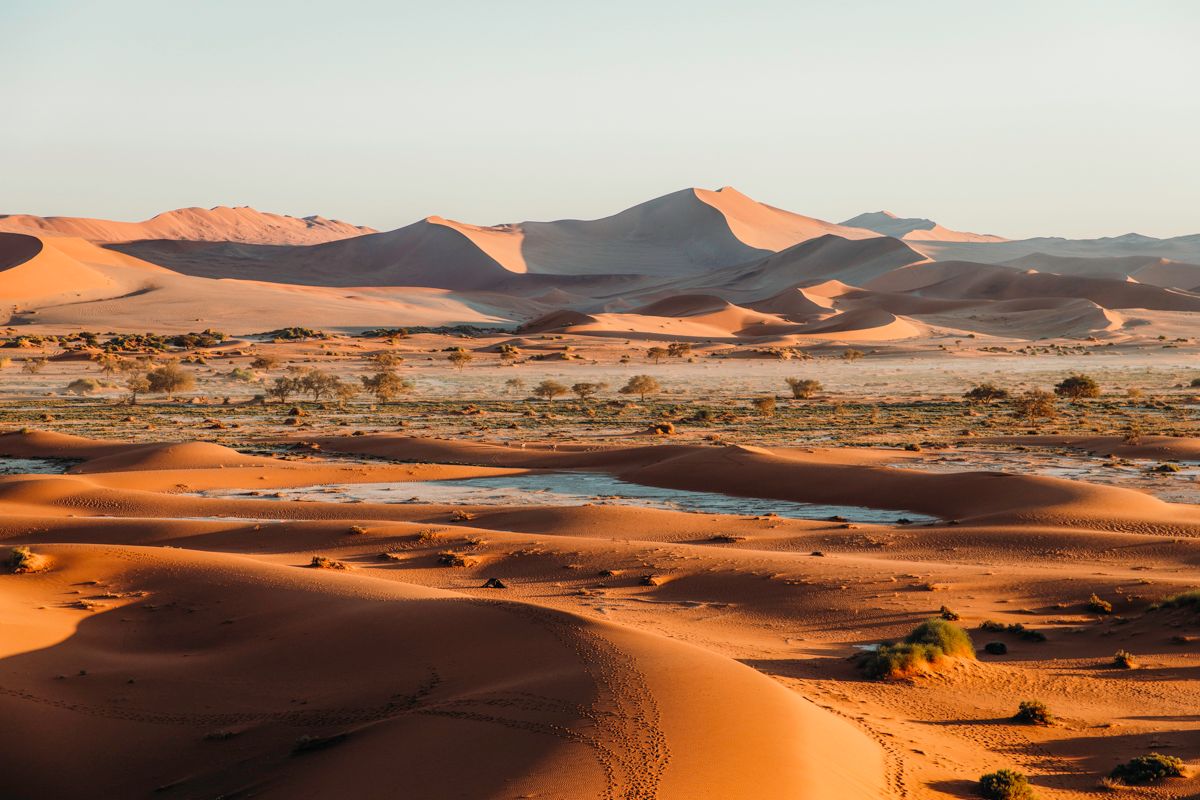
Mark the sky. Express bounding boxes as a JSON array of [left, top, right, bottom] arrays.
[[2, 0, 1198, 239]]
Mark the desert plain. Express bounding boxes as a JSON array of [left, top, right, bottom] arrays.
[[1, 189, 1199, 799]]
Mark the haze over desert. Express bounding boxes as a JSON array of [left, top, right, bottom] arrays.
[[4, 2, 1200, 799]]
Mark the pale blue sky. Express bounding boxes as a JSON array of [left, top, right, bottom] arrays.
[[3, 1, 1198, 239]]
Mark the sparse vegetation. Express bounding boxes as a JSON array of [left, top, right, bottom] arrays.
[[360, 371, 414, 402], [1109, 753, 1185, 785], [859, 618, 975, 679], [7, 546, 44, 573], [309, 555, 348, 570], [619, 375, 661, 403], [751, 396, 776, 416], [1113, 649, 1137, 669], [1012, 700, 1053, 725], [532, 380, 569, 404], [447, 348, 473, 369], [1054, 374, 1100, 400], [964, 383, 1009, 404], [978, 769, 1035, 800], [146, 363, 196, 399], [1013, 389, 1056, 421], [785, 377, 822, 399], [1087, 593, 1113, 614]]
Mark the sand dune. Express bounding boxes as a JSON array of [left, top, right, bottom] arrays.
[[1, 232, 509, 330], [841, 210, 1007, 243], [0, 206, 373, 245], [866, 260, 1200, 312]]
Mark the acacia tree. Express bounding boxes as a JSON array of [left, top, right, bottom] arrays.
[[504, 377, 526, 394], [571, 381, 605, 401], [646, 347, 669, 364], [448, 349, 473, 370], [125, 373, 151, 405], [533, 379, 569, 404], [146, 363, 195, 399], [268, 376, 300, 403], [297, 368, 339, 401], [667, 342, 691, 358], [361, 370, 414, 402], [619, 375, 661, 403]]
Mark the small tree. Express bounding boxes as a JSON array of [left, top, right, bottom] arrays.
[[619, 375, 661, 403], [448, 349, 473, 370], [146, 363, 195, 399], [125, 373, 150, 404], [752, 396, 776, 416], [646, 347, 669, 364], [786, 377, 822, 399], [93, 352, 123, 376], [268, 376, 300, 403], [21, 357, 49, 375], [1055, 374, 1099, 400], [297, 368, 338, 401], [368, 351, 403, 369], [333, 379, 359, 407], [533, 379, 569, 404], [1013, 389, 1056, 421], [361, 370, 413, 402], [667, 342, 691, 358], [965, 383, 1009, 404], [842, 349, 864, 362], [571, 382, 604, 401], [504, 377, 526, 394]]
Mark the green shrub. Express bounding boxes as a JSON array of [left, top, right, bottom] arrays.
[[1109, 753, 1184, 785], [860, 618, 974, 679], [1153, 589, 1200, 610], [979, 769, 1035, 800], [1013, 700, 1053, 725]]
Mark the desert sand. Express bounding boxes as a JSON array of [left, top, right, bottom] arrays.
[[2, 188, 1200, 798]]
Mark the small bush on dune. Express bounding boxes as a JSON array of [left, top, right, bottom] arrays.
[[7, 546, 45, 573], [978, 769, 1035, 800], [1013, 700, 1053, 725], [1087, 593, 1113, 614], [309, 555, 348, 570], [1109, 753, 1185, 785], [860, 618, 974, 679], [1113, 650, 1137, 669], [1152, 589, 1200, 610]]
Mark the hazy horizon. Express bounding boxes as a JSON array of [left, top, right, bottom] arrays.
[[4, 0, 1198, 239]]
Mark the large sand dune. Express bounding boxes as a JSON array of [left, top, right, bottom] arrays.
[[6, 188, 1200, 341], [0, 206, 374, 245]]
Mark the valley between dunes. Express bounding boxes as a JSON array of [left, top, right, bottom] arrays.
[[1, 430, 1198, 798]]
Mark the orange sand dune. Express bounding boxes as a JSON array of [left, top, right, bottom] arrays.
[[0, 206, 373, 245], [977, 434, 1200, 462], [3, 428, 1200, 797], [0, 232, 509, 330]]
